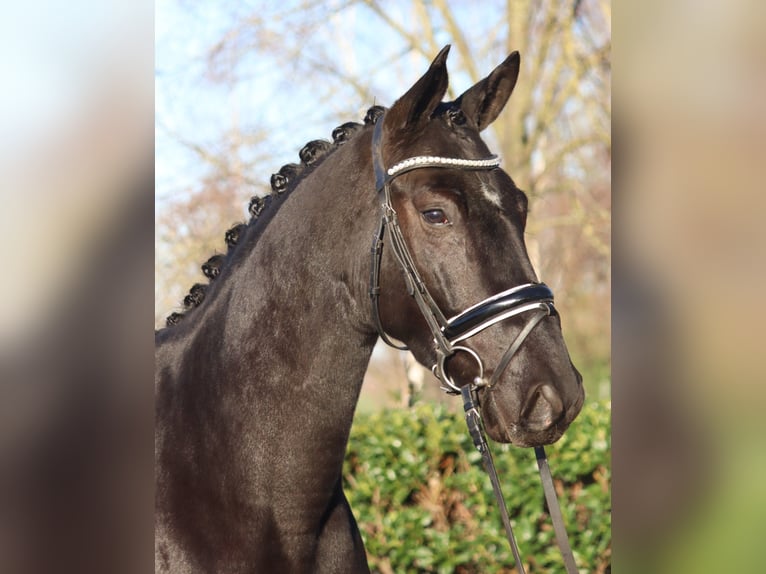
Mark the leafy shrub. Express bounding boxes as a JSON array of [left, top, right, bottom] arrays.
[[343, 400, 611, 573]]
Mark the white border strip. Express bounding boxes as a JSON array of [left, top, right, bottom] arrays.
[[447, 302, 552, 344], [387, 155, 501, 177]]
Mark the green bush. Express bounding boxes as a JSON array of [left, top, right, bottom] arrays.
[[343, 400, 611, 573]]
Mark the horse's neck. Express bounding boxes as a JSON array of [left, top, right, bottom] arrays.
[[163, 137, 379, 511]]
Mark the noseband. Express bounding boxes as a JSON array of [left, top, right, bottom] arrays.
[[367, 115, 580, 574], [369, 116, 555, 394]]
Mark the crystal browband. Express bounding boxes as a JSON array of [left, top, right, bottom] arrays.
[[387, 155, 501, 177]]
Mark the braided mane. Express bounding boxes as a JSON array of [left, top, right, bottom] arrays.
[[164, 105, 386, 328]]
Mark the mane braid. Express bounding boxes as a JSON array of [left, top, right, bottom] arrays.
[[183, 283, 207, 309], [202, 254, 225, 280], [225, 223, 247, 252], [162, 106, 386, 329]]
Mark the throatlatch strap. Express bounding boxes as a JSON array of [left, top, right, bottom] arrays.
[[369, 218, 408, 351]]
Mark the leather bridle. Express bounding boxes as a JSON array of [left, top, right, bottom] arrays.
[[368, 115, 580, 574], [369, 116, 556, 395]]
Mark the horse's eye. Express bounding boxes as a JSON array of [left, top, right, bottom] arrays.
[[421, 209, 450, 226]]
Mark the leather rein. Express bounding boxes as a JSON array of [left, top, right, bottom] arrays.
[[368, 115, 580, 573]]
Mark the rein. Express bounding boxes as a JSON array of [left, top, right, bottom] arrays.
[[369, 116, 580, 573]]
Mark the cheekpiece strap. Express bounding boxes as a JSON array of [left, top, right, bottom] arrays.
[[371, 117, 389, 191]]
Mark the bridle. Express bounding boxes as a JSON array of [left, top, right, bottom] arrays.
[[369, 118, 555, 394], [368, 115, 580, 574]]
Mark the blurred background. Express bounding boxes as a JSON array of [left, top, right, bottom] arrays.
[[1, 0, 765, 572], [613, 2, 766, 572]]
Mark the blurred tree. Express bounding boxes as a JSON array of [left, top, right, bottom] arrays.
[[156, 0, 611, 399]]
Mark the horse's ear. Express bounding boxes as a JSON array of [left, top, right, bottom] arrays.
[[456, 51, 520, 131], [385, 45, 451, 132]]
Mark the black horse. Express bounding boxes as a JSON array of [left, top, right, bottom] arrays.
[[155, 46, 584, 573]]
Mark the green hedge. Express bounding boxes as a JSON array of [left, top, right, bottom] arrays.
[[343, 400, 611, 573]]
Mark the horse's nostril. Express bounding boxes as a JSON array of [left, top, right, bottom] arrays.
[[522, 384, 564, 431]]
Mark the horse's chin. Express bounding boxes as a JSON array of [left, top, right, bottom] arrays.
[[479, 389, 584, 447], [482, 415, 567, 447]]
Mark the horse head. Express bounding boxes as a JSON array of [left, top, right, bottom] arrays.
[[373, 46, 584, 447]]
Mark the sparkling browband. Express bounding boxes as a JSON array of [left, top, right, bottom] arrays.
[[387, 155, 501, 177]]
